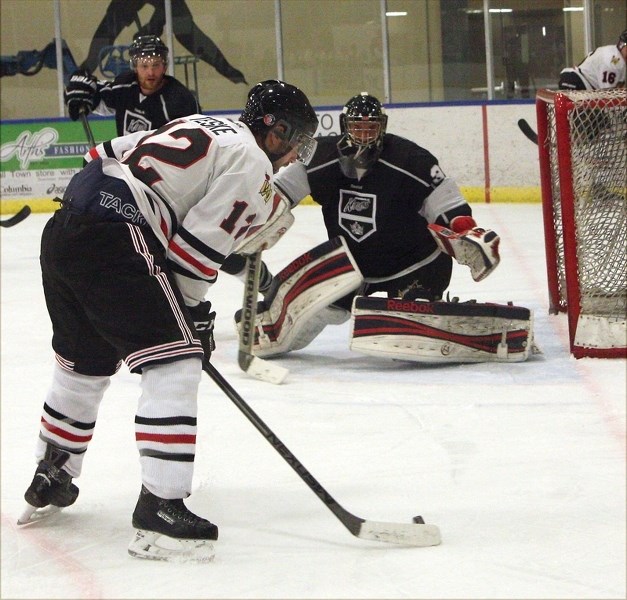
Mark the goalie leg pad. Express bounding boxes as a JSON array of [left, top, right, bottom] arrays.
[[285, 304, 350, 352], [349, 296, 534, 363], [236, 237, 362, 357]]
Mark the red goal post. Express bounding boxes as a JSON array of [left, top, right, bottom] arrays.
[[535, 88, 626, 359]]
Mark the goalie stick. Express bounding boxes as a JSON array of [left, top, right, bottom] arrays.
[[203, 360, 441, 547], [0, 205, 31, 228], [238, 251, 289, 384], [517, 118, 538, 145]]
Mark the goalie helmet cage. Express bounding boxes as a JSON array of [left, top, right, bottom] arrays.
[[535, 88, 626, 359]]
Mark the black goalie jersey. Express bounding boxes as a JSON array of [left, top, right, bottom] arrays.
[[93, 71, 200, 136], [305, 134, 466, 280]]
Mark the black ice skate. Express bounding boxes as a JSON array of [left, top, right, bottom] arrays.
[[128, 485, 218, 563], [18, 444, 79, 525]]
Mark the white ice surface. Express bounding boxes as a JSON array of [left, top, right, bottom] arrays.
[[1, 204, 625, 599]]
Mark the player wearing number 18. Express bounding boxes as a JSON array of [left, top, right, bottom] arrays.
[[20, 80, 318, 562]]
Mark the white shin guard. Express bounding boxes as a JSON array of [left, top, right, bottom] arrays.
[[36, 362, 111, 478], [137, 357, 202, 499]]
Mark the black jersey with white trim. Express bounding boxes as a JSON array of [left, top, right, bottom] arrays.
[[306, 134, 461, 279], [93, 71, 200, 136]]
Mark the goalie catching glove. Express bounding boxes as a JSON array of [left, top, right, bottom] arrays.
[[428, 215, 500, 282], [64, 70, 98, 121], [188, 300, 216, 361]]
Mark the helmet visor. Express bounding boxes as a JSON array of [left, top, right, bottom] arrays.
[[273, 120, 318, 165], [133, 56, 166, 68], [290, 130, 318, 165]]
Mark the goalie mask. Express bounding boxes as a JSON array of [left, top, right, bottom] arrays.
[[129, 35, 169, 70], [337, 92, 388, 180], [240, 80, 319, 167]]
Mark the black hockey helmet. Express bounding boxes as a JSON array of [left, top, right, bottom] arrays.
[[619, 30, 627, 51], [240, 79, 319, 166], [129, 35, 169, 69], [337, 92, 388, 180], [339, 92, 388, 148]]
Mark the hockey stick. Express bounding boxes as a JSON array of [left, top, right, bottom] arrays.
[[238, 251, 288, 384], [79, 106, 96, 148], [0, 205, 31, 228], [517, 118, 538, 145], [202, 360, 441, 547]]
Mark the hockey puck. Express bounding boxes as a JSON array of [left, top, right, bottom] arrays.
[[412, 515, 425, 524]]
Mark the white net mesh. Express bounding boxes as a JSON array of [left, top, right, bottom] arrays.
[[538, 88, 626, 356], [545, 89, 626, 320]]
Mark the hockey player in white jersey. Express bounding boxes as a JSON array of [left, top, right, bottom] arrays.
[[558, 29, 627, 90], [19, 80, 318, 562]]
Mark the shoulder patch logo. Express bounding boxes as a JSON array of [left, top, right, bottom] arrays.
[[259, 173, 273, 204]]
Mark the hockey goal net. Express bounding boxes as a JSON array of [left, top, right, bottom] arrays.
[[536, 88, 626, 359]]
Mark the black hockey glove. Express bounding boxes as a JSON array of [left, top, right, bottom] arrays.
[[188, 301, 216, 361], [64, 70, 98, 121]]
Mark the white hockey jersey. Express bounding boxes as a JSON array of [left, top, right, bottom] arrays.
[[85, 114, 277, 305], [560, 44, 626, 90]]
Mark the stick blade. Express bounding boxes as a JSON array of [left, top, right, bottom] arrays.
[[517, 118, 538, 145], [357, 519, 442, 547], [238, 352, 289, 385], [1, 205, 31, 228], [17, 503, 62, 526]]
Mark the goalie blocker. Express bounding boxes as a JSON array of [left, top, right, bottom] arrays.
[[234, 236, 363, 357], [350, 296, 535, 363]]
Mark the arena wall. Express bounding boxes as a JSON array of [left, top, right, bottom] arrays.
[[0, 99, 540, 215]]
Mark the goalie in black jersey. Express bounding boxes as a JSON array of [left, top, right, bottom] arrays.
[[301, 92, 499, 302], [64, 35, 199, 136], [235, 93, 535, 365]]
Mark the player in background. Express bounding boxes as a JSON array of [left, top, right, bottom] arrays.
[[558, 30, 626, 203], [65, 33, 260, 289], [243, 92, 502, 359], [558, 29, 627, 90], [19, 80, 318, 562], [64, 35, 199, 136]]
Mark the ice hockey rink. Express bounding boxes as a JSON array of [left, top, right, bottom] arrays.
[[1, 203, 625, 599]]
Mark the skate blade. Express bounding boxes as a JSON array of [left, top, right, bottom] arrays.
[[17, 503, 62, 526], [128, 529, 215, 563]]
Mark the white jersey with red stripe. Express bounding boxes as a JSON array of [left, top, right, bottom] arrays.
[[84, 114, 276, 305]]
